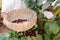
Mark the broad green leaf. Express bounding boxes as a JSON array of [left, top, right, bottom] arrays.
[[37, 21, 44, 28], [31, 36, 38, 40], [13, 37, 19, 40], [32, 7, 39, 13], [3, 38, 9, 40], [9, 31, 17, 37], [50, 22, 59, 35], [36, 34, 43, 40], [53, 32, 60, 40], [44, 22, 59, 35], [44, 34, 51, 40], [3, 37, 19, 40], [3, 32, 10, 38], [25, 0, 35, 8], [38, 12, 44, 19], [9, 37, 19, 40], [44, 22, 51, 34], [9, 31, 17, 35], [26, 36, 32, 40], [27, 2, 35, 8], [57, 21, 60, 30], [38, 0, 47, 6], [20, 36, 26, 40]]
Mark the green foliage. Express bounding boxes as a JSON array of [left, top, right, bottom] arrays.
[[38, 0, 45, 6], [44, 34, 51, 40], [0, 0, 60, 40], [50, 22, 59, 35], [44, 22, 60, 40], [9, 31, 18, 37], [53, 32, 60, 40], [26, 36, 32, 40], [20, 36, 26, 40], [37, 12, 44, 19], [36, 34, 43, 40], [25, 0, 36, 9], [44, 22, 59, 35], [44, 22, 51, 35]]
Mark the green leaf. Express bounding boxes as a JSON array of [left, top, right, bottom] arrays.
[[9, 31, 17, 37], [36, 34, 43, 40], [3, 38, 9, 40], [25, 0, 35, 8], [13, 37, 19, 40], [9, 37, 19, 40], [38, 0, 46, 6], [44, 34, 51, 40], [3, 32, 10, 38], [50, 22, 59, 35], [53, 32, 60, 40], [32, 7, 39, 13], [27, 2, 35, 8], [26, 36, 32, 40], [38, 12, 44, 19], [44, 22, 59, 35], [31, 36, 38, 40], [57, 21, 60, 29], [37, 21, 44, 28], [44, 22, 51, 35], [20, 36, 26, 40]]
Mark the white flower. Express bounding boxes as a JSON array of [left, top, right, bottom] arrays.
[[43, 11, 53, 19]]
